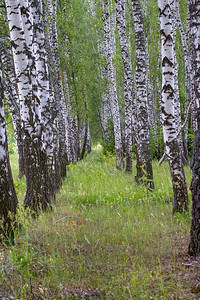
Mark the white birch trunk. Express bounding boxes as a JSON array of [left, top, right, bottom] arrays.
[[158, 0, 188, 213], [188, 0, 200, 256], [0, 38, 25, 178], [115, 0, 133, 172], [131, 0, 154, 188], [0, 58, 18, 241], [146, 47, 159, 157], [103, 0, 122, 169], [46, 0, 68, 177], [63, 70, 77, 163], [101, 93, 112, 140], [30, 0, 58, 199], [86, 121, 92, 153], [5, 0, 52, 212], [175, 0, 191, 161], [170, 0, 187, 165], [20, 0, 41, 130], [5, 0, 33, 137]]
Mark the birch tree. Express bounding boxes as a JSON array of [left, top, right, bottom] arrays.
[[45, 0, 68, 176], [0, 38, 25, 178], [158, 0, 188, 213], [63, 69, 77, 163], [0, 58, 18, 241], [169, 0, 187, 167], [30, 0, 59, 198], [188, 0, 200, 256], [131, 0, 154, 188], [146, 50, 159, 158], [175, 0, 191, 162], [5, 0, 53, 213], [102, 0, 123, 169], [115, 0, 133, 173]]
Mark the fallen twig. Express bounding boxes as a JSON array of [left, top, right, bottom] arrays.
[[182, 264, 200, 268], [182, 263, 200, 268], [55, 216, 81, 224]]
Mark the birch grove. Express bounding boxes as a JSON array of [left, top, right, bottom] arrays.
[[0, 0, 198, 231]]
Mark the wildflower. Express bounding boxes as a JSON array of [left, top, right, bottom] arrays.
[[108, 171, 114, 176], [96, 199, 99, 204]]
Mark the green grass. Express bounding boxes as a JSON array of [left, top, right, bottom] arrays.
[[0, 145, 194, 299]]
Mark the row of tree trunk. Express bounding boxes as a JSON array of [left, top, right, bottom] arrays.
[[0, 0, 200, 257], [0, 0, 91, 238], [90, 0, 200, 255], [97, 0, 188, 206]]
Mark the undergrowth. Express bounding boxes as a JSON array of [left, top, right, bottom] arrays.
[[0, 144, 195, 299]]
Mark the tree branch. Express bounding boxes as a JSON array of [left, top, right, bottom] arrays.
[[159, 152, 166, 165], [176, 97, 195, 139]]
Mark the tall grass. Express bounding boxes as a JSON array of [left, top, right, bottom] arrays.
[[0, 145, 193, 299]]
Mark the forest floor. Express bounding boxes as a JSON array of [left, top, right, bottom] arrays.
[[0, 144, 200, 299]]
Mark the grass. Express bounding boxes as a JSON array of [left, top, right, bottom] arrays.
[[0, 144, 198, 299]]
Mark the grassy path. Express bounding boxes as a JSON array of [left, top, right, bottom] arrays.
[[1, 145, 199, 299]]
